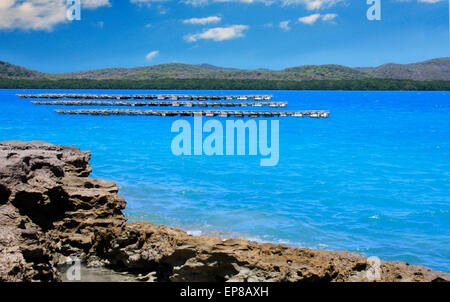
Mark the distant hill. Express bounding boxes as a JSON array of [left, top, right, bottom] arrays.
[[53, 63, 372, 81], [280, 64, 370, 81], [55, 63, 233, 80], [0, 61, 45, 79], [1, 58, 449, 82], [358, 58, 450, 81]]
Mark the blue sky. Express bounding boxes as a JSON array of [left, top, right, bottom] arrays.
[[0, 0, 448, 73]]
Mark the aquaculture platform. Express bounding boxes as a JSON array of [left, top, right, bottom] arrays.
[[17, 94, 273, 101], [31, 100, 287, 108], [20, 93, 331, 119], [54, 109, 330, 118]]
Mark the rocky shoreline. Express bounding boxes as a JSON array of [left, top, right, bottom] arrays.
[[0, 140, 448, 282]]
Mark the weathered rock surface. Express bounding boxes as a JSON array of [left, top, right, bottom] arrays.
[[0, 140, 125, 281], [0, 140, 449, 282]]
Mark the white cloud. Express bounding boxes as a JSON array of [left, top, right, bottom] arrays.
[[298, 13, 321, 24], [182, 16, 221, 25], [185, 25, 249, 42], [279, 20, 291, 31], [179, 0, 445, 8], [182, 0, 343, 9], [282, 0, 343, 9], [145, 50, 159, 60], [130, 0, 170, 5], [182, 0, 274, 5], [321, 13, 337, 22], [214, 0, 258, 3], [0, 0, 67, 31], [182, 0, 208, 5], [298, 13, 338, 24], [82, 0, 111, 9], [179, 0, 444, 6], [0, 0, 110, 31]]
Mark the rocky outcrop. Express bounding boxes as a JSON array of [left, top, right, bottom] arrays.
[[0, 140, 125, 281], [0, 140, 449, 282]]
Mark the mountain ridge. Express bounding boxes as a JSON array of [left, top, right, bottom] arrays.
[[1, 58, 449, 82]]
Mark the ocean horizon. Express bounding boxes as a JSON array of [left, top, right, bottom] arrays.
[[1, 89, 449, 273]]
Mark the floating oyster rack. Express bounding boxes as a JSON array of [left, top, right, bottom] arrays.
[[17, 93, 330, 119]]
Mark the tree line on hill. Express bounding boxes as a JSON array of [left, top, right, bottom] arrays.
[[0, 78, 449, 91]]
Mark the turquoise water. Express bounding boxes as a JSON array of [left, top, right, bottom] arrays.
[[1, 89, 449, 272]]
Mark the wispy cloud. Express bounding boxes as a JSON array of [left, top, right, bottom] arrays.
[[279, 20, 291, 31], [183, 0, 261, 5], [82, 0, 111, 9], [185, 25, 249, 42], [182, 16, 221, 25], [145, 50, 159, 60], [281, 0, 343, 10], [297, 14, 321, 24], [181, 0, 344, 10], [132, 0, 445, 8], [130, 0, 170, 5], [298, 13, 338, 25], [321, 13, 338, 22]]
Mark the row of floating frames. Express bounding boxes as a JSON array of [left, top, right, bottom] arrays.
[[30, 100, 288, 108], [17, 94, 274, 101], [53, 109, 330, 118], [21, 94, 330, 119]]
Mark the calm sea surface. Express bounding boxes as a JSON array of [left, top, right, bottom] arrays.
[[1, 89, 449, 272]]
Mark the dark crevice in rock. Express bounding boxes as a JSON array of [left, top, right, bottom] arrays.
[[161, 248, 197, 268], [0, 183, 10, 204], [11, 187, 71, 231], [353, 262, 368, 272]]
